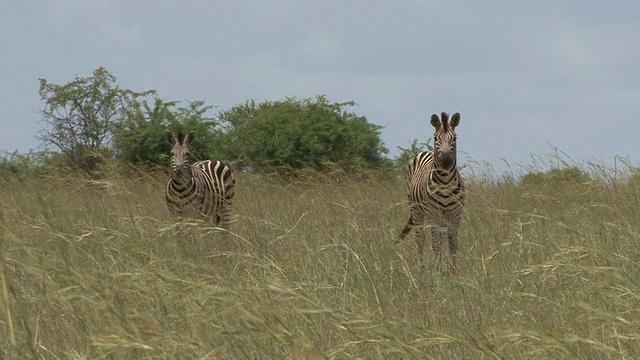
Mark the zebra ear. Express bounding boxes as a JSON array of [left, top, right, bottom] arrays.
[[185, 131, 196, 144], [450, 113, 460, 129], [430, 114, 441, 130], [165, 130, 175, 145]]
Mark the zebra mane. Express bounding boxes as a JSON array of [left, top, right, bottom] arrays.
[[175, 132, 186, 145], [441, 112, 450, 132]]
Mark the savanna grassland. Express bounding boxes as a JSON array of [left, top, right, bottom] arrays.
[[1, 165, 640, 359]]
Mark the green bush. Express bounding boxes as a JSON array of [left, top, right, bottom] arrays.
[[394, 139, 432, 171], [217, 96, 389, 173], [114, 99, 224, 167], [520, 167, 592, 186], [0, 151, 52, 178]]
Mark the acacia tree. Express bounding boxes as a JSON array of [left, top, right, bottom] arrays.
[[37, 67, 153, 172]]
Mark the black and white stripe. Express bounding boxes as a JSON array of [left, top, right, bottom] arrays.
[[165, 130, 235, 229], [399, 112, 465, 272]]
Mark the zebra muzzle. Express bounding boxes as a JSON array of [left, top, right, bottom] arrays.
[[439, 153, 454, 168]]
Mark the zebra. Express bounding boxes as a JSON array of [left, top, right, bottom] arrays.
[[165, 130, 235, 230], [399, 112, 465, 273]]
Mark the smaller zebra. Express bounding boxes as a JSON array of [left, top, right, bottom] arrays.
[[165, 130, 235, 229], [399, 112, 465, 273]]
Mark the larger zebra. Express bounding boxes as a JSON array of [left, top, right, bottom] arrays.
[[399, 112, 465, 273], [165, 130, 235, 229]]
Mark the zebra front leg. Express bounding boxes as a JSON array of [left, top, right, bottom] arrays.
[[430, 224, 444, 274], [447, 225, 459, 274]]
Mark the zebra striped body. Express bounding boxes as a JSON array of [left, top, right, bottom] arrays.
[[399, 112, 465, 273], [165, 130, 235, 229]]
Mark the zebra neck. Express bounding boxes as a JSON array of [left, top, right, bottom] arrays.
[[433, 166, 458, 177], [170, 171, 194, 189], [431, 167, 459, 184]]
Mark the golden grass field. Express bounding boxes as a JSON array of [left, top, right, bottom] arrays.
[[1, 164, 639, 359]]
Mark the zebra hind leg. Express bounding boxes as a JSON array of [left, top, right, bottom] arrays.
[[218, 205, 233, 231], [415, 226, 427, 270], [399, 216, 415, 241], [212, 209, 232, 243]]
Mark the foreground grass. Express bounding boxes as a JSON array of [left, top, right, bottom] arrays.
[[1, 167, 639, 359]]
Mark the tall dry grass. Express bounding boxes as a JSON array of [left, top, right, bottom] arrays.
[[1, 162, 639, 359]]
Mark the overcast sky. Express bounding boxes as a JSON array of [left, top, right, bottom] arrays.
[[1, 1, 639, 171]]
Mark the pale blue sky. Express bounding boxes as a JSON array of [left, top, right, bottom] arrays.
[[1, 0, 639, 169]]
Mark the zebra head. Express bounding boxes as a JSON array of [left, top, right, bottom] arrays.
[[165, 130, 196, 181], [430, 112, 460, 170]]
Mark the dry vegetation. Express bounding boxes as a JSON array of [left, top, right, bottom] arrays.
[[1, 163, 640, 359]]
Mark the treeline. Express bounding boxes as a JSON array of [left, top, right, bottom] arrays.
[[2, 66, 428, 177], [1, 67, 635, 186]]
